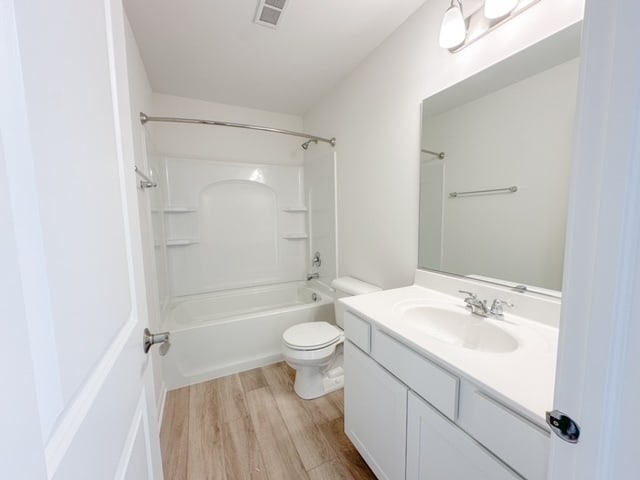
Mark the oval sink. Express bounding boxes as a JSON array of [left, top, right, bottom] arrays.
[[398, 304, 518, 353]]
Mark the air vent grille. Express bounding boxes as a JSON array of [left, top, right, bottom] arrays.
[[265, 0, 286, 9], [255, 0, 288, 29], [259, 6, 281, 25]]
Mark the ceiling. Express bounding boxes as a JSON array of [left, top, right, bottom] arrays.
[[124, 0, 427, 115]]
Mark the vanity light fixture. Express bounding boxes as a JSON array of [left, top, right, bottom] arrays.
[[439, 0, 466, 50], [439, 0, 541, 53], [484, 0, 518, 19]]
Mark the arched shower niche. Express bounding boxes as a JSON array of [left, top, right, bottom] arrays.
[[159, 157, 311, 297]]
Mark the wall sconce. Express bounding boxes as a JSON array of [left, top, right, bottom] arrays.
[[439, 0, 542, 53]]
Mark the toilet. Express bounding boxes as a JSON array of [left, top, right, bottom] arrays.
[[282, 276, 381, 399]]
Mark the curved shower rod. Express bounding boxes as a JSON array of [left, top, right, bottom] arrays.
[[139, 112, 336, 149]]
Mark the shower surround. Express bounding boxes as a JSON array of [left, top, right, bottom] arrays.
[[149, 152, 337, 385]]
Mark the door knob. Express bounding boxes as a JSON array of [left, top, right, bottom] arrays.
[[143, 328, 171, 356]]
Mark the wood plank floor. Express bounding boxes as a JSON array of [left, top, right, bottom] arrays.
[[161, 362, 377, 480]]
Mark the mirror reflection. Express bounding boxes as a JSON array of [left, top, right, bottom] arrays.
[[419, 37, 581, 293]]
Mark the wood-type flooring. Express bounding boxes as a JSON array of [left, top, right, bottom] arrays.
[[161, 362, 377, 479]]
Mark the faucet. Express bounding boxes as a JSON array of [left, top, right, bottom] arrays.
[[488, 298, 514, 320], [459, 290, 490, 317], [306, 272, 319, 281], [458, 291, 514, 320]]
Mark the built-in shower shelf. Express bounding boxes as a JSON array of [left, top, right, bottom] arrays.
[[282, 206, 308, 213], [166, 239, 199, 247], [164, 206, 196, 213], [282, 233, 308, 240]]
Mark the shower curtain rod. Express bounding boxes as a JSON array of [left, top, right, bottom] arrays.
[[139, 112, 336, 148]]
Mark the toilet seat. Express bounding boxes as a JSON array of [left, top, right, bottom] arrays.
[[283, 322, 342, 351]]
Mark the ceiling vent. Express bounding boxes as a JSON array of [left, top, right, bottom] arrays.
[[255, 0, 288, 29]]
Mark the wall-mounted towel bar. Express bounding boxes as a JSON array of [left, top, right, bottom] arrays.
[[134, 166, 157, 189], [449, 186, 518, 198], [421, 148, 446, 159]]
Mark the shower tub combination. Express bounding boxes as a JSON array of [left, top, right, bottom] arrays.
[[162, 281, 334, 389]]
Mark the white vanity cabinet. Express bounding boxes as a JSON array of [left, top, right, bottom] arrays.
[[343, 310, 550, 480], [344, 340, 408, 480], [407, 392, 519, 480]]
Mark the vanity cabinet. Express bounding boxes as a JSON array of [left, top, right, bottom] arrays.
[[407, 392, 519, 480], [343, 310, 550, 480], [344, 340, 407, 480]]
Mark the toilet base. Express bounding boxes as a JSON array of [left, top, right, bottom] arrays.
[[291, 349, 344, 400]]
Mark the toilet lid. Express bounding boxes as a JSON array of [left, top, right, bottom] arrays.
[[283, 322, 341, 350]]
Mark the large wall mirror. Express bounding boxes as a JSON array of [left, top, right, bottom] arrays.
[[419, 23, 582, 295]]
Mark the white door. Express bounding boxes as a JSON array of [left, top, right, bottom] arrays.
[[548, 0, 640, 478], [1, 0, 163, 478], [344, 341, 408, 480]]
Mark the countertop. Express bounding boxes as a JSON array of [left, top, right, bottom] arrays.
[[340, 284, 558, 430]]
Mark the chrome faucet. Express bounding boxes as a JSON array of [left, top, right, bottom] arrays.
[[459, 290, 490, 317], [459, 291, 514, 320], [488, 298, 514, 320], [306, 272, 319, 281]]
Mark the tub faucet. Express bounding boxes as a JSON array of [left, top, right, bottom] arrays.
[[306, 272, 319, 281]]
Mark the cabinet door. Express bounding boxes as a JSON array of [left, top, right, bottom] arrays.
[[407, 392, 521, 480], [344, 340, 408, 480]]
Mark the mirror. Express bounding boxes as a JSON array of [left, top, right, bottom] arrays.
[[418, 24, 582, 295]]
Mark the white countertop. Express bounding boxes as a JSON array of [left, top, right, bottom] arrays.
[[341, 284, 558, 429]]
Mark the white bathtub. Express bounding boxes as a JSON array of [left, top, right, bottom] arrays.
[[162, 282, 335, 389]]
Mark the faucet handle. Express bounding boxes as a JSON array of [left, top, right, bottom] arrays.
[[458, 290, 477, 299], [490, 299, 514, 315]]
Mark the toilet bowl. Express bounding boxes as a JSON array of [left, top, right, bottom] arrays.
[[282, 276, 381, 399]]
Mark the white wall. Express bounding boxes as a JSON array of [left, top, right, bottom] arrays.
[[304, 0, 585, 289], [124, 16, 165, 412], [422, 58, 579, 290]]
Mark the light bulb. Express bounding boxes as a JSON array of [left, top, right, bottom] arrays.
[[484, 0, 518, 20], [439, 0, 466, 50]]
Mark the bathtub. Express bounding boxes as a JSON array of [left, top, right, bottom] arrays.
[[162, 281, 335, 389]]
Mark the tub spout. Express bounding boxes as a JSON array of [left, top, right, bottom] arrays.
[[306, 272, 319, 281]]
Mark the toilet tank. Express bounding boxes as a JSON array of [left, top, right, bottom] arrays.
[[332, 276, 381, 328]]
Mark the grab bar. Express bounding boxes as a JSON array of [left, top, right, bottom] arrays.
[[134, 166, 157, 189], [449, 186, 518, 198]]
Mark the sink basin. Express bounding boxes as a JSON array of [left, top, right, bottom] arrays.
[[396, 303, 518, 353]]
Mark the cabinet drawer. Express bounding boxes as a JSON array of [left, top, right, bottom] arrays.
[[344, 311, 371, 353], [460, 390, 549, 480], [373, 329, 458, 420]]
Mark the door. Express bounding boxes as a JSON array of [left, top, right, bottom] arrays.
[[344, 340, 408, 480], [406, 392, 519, 480], [1, 0, 163, 478], [548, 0, 640, 478]]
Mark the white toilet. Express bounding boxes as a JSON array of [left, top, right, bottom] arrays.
[[282, 276, 381, 399]]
